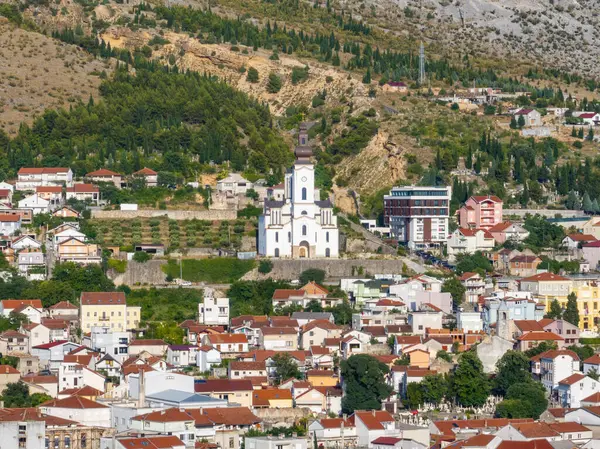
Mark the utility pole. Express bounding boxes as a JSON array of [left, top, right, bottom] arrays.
[[419, 41, 425, 86]]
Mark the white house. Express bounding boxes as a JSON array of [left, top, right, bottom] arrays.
[[447, 228, 495, 262], [51, 226, 87, 246], [166, 344, 198, 367], [16, 167, 73, 191], [557, 374, 600, 408], [217, 173, 254, 196], [17, 250, 45, 278], [132, 167, 158, 187], [1, 299, 43, 320], [197, 346, 221, 372], [198, 289, 229, 326], [66, 183, 100, 205], [12, 235, 42, 251], [18, 193, 51, 215], [203, 334, 249, 355], [540, 349, 581, 392], [309, 418, 357, 449], [39, 396, 110, 427], [353, 410, 397, 447], [514, 109, 542, 127], [258, 133, 339, 259], [0, 214, 21, 235], [577, 112, 600, 126]]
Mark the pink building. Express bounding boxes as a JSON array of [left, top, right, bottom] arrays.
[[458, 195, 503, 229]]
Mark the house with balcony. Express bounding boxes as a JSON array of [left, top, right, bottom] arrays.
[[509, 254, 543, 277], [16, 167, 73, 191], [132, 167, 158, 187], [56, 238, 102, 265], [80, 292, 141, 333], [66, 183, 100, 205], [458, 195, 503, 229], [85, 168, 123, 188], [447, 228, 495, 262], [458, 272, 487, 304], [198, 291, 229, 327], [488, 221, 530, 244]]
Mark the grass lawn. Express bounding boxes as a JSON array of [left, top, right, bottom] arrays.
[[162, 258, 256, 283]]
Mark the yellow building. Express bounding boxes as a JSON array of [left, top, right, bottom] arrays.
[[306, 369, 338, 387], [80, 292, 141, 332], [565, 284, 600, 331]]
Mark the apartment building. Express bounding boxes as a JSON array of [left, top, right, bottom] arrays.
[[80, 292, 141, 333], [458, 195, 503, 229], [16, 167, 73, 191], [383, 185, 451, 250]]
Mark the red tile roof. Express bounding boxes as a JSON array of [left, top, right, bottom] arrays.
[[371, 437, 402, 445], [252, 388, 293, 406], [318, 418, 355, 429], [66, 183, 99, 193], [0, 365, 19, 374], [517, 331, 563, 342], [457, 228, 494, 239], [32, 340, 69, 349], [548, 422, 591, 433], [496, 441, 554, 449], [133, 167, 158, 176], [18, 167, 70, 174], [186, 406, 260, 426], [1, 299, 43, 309], [511, 422, 559, 438], [471, 195, 502, 203], [352, 410, 394, 430], [432, 418, 534, 437], [36, 186, 63, 193], [114, 436, 184, 449], [514, 320, 545, 332], [194, 379, 253, 393], [229, 361, 266, 371], [260, 327, 297, 336], [567, 233, 597, 242], [207, 333, 248, 344], [49, 301, 78, 310], [520, 272, 570, 282], [0, 407, 77, 426], [301, 281, 329, 295], [21, 374, 58, 384], [80, 291, 126, 305], [488, 221, 516, 233], [539, 349, 579, 361], [272, 289, 305, 300], [129, 339, 167, 346], [58, 385, 103, 397], [458, 272, 480, 281], [86, 169, 121, 176], [302, 319, 340, 332], [558, 373, 586, 386], [41, 395, 108, 409], [132, 408, 193, 423], [396, 335, 421, 345]]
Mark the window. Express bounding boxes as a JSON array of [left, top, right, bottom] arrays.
[[302, 210, 307, 215], [302, 187, 307, 200], [326, 248, 331, 258], [274, 248, 280, 257], [302, 225, 307, 236], [229, 437, 235, 448], [288, 232, 291, 243], [275, 232, 279, 243], [64, 436, 71, 448], [326, 232, 329, 243]]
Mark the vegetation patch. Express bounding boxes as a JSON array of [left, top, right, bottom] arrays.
[[162, 258, 255, 283]]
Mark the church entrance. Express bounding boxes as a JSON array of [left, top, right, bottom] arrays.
[[299, 241, 310, 258]]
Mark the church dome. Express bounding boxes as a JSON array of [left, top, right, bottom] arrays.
[[295, 146, 313, 160]]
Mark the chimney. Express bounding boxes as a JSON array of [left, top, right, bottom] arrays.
[[161, 410, 166, 415], [372, 409, 376, 416], [137, 368, 146, 408]]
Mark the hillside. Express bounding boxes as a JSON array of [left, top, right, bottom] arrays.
[[0, 20, 110, 135]]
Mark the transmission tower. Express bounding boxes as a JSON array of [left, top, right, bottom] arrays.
[[419, 41, 425, 85]]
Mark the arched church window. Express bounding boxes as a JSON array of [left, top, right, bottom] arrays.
[[302, 210, 307, 215], [302, 225, 307, 236], [302, 187, 307, 200], [275, 248, 280, 257]]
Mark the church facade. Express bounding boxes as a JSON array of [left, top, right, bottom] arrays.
[[258, 129, 339, 258]]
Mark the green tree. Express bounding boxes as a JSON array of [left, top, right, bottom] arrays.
[[510, 117, 518, 129], [305, 300, 324, 312], [299, 268, 326, 285], [449, 351, 490, 407], [583, 192, 594, 214], [495, 381, 548, 419], [588, 367, 600, 381], [420, 374, 448, 404], [517, 114, 525, 128], [362, 68, 371, 84], [341, 354, 393, 413], [272, 353, 301, 384], [567, 344, 594, 361], [258, 260, 273, 274], [1, 381, 52, 407], [442, 277, 466, 309], [455, 252, 493, 275], [524, 341, 557, 358], [493, 351, 531, 396], [588, 127, 595, 141], [436, 350, 452, 362], [146, 320, 184, 344], [571, 127, 577, 137], [267, 73, 282, 93], [565, 191, 580, 210], [132, 251, 151, 263], [578, 127, 585, 139], [247, 67, 259, 83], [406, 382, 423, 409], [547, 299, 563, 320], [563, 292, 580, 327], [327, 300, 353, 325]]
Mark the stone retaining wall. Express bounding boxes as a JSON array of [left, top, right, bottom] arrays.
[[92, 209, 237, 220]]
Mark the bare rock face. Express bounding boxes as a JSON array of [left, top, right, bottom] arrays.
[[368, 0, 600, 77]]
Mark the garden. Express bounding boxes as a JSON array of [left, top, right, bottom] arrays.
[[87, 217, 257, 251]]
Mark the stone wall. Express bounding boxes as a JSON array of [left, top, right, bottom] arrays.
[[110, 260, 168, 286], [253, 407, 313, 427], [268, 259, 410, 280], [92, 209, 237, 220]]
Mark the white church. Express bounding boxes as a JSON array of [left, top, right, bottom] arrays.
[[258, 127, 339, 258]]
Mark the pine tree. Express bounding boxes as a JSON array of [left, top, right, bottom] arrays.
[[362, 67, 371, 84], [547, 299, 563, 320], [266, 73, 282, 93], [474, 155, 482, 174], [246, 67, 259, 83], [565, 190, 580, 210], [578, 127, 585, 139], [517, 114, 525, 128], [588, 127, 595, 141], [332, 52, 341, 66], [593, 198, 600, 214], [465, 147, 473, 169], [520, 182, 529, 207], [510, 117, 518, 129], [572, 127, 578, 138], [583, 192, 593, 213], [563, 292, 580, 327]]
